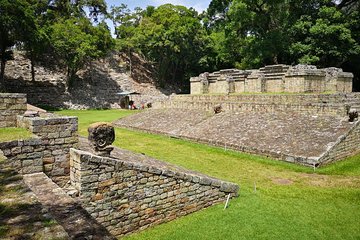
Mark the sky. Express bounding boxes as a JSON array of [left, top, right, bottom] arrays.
[[105, 0, 212, 12]]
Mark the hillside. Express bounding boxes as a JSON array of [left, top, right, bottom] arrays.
[[3, 51, 170, 109]]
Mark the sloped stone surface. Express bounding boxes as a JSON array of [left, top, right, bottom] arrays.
[[114, 109, 353, 164], [114, 109, 211, 135]]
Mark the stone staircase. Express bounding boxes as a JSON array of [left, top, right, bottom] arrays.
[[259, 64, 290, 80], [4, 51, 166, 109], [23, 173, 116, 240]]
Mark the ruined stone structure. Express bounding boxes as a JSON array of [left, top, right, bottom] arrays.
[[4, 51, 166, 109], [17, 114, 78, 176], [154, 93, 360, 117], [0, 114, 78, 176], [0, 93, 239, 238], [0, 93, 78, 177], [190, 65, 353, 94], [0, 93, 27, 127], [115, 93, 360, 167], [70, 147, 238, 237]]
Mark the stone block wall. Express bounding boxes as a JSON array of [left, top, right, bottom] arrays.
[[319, 121, 360, 165], [154, 93, 360, 117], [17, 114, 78, 176], [190, 64, 353, 94], [0, 138, 44, 174], [0, 93, 27, 127], [70, 149, 239, 237]]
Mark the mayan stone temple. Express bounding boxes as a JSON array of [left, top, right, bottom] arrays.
[[190, 64, 353, 94], [115, 64, 360, 168]]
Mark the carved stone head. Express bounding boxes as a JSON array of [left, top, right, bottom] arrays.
[[348, 109, 358, 122], [88, 122, 115, 156]]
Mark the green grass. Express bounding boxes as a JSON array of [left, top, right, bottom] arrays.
[[0, 128, 33, 142], [56, 109, 360, 240], [55, 109, 138, 136], [317, 155, 360, 176]]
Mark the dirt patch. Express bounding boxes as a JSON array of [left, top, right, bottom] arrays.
[[299, 173, 360, 188], [271, 178, 293, 185]]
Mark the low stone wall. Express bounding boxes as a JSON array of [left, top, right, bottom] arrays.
[[17, 114, 78, 176], [154, 93, 360, 116], [319, 121, 360, 165], [0, 138, 44, 174], [0, 93, 27, 127], [70, 148, 239, 237]]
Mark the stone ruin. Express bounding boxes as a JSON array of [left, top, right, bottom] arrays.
[[0, 93, 239, 238], [70, 124, 239, 237], [88, 122, 115, 157], [190, 64, 353, 94]]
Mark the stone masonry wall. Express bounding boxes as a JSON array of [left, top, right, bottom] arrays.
[[190, 64, 353, 94], [17, 114, 78, 176], [0, 93, 27, 127], [0, 138, 44, 174], [70, 148, 239, 237], [154, 93, 360, 117], [319, 120, 360, 165]]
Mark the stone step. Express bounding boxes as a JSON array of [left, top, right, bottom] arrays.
[[23, 173, 116, 240]]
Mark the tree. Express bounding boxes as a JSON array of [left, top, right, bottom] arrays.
[[128, 4, 207, 89], [50, 18, 114, 89], [109, 4, 143, 75], [46, 0, 107, 22], [225, 0, 293, 68], [0, 0, 37, 88], [289, 3, 360, 67]]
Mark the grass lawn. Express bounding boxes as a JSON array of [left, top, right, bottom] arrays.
[[56, 109, 360, 240], [56, 109, 138, 136], [0, 128, 33, 142]]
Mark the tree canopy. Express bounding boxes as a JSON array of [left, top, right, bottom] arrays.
[[1, 0, 360, 91], [0, 0, 114, 90]]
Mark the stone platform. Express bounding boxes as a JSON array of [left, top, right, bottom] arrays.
[[114, 108, 360, 166], [154, 93, 360, 116]]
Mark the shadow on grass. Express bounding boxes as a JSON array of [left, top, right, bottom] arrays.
[[0, 160, 115, 239], [0, 163, 55, 239]]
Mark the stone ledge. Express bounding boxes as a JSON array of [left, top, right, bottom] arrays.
[[71, 148, 239, 195], [18, 115, 78, 126], [0, 93, 27, 98]]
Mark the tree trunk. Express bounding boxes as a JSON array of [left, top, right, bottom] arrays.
[[128, 48, 132, 77], [273, 55, 278, 65], [66, 67, 72, 91], [0, 48, 6, 90], [172, 60, 179, 83], [30, 53, 35, 81]]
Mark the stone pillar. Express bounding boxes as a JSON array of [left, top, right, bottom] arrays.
[[200, 72, 209, 94], [226, 75, 235, 94]]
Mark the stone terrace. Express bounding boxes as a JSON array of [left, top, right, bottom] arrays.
[[153, 93, 360, 116], [114, 109, 355, 166], [115, 108, 211, 135]]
